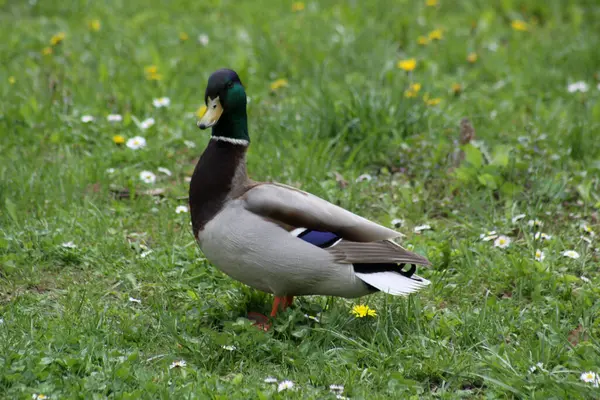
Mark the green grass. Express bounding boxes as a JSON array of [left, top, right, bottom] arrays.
[[2, 0, 600, 398]]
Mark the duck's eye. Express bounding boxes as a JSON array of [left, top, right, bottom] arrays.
[[227, 81, 234, 89]]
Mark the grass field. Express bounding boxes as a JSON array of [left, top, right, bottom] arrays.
[[2, 0, 600, 398]]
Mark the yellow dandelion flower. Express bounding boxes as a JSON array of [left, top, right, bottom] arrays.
[[179, 32, 189, 41], [426, 97, 442, 106], [351, 304, 377, 318], [42, 47, 53, 56], [397, 58, 417, 72], [196, 105, 207, 118], [112, 135, 125, 145], [428, 29, 443, 41], [292, 2, 305, 12], [8, 76, 16, 85], [270, 78, 289, 91], [404, 82, 422, 98], [466, 52, 478, 63], [417, 36, 429, 45], [50, 32, 66, 46], [511, 20, 528, 32], [451, 83, 462, 94], [426, 0, 438, 6], [144, 65, 162, 81], [88, 19, 101, 32]]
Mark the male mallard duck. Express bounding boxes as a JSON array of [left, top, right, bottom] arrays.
[[190, 69, 431, 321]]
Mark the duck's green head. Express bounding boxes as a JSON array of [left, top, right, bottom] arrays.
[[197, 69, 249, 142]]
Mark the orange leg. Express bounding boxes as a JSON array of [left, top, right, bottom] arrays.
[[270, 295, 295, 317]]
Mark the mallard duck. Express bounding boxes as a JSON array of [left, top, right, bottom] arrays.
[[190, 69, 431, 322]]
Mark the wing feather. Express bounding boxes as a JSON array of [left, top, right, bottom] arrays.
[[242, 183, 401, 242]]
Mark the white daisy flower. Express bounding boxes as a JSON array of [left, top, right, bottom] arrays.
[[562, 250, 580, 259], [581, 276, 591, 283], [157, 167, 172, 176], [529, 365, 537, 373], [175, 205, 189, 214], [152, 97, 171, 108], [277, 380, 294, 392], [198, 33, 210, 46], [169, 360, 187, 369], [107, 114, 123, 122], [140, 250, 153, 258], [527, 219, 543, 228], [81, 115, 94, 123], [480, 230, 498, 241], [336, 396, 349, 400], [580, 371, 599, 386], [581, 236, 592, 245], [329, 384, 344, 393], [534, 232, 552, 241], [494, 235, 511, 249], [126, 136, 147, 150], [139, 118, 155, 130], [568, 81, 589, 93], [184, 140, 196, 148], [140, 170, 156, 184], [304, 314, 320, 323], [414, 224, 431, 233], [264, 377, 278, 384], [106, 168, 116, 174], [61, 241, 77, 249], [128, 296, 141, 304], [355, 173, 372, 182], [221, 345, 236, 351], [391, 218, 404, 228], [32, 394, 48, 400], [581, 223, 595, 236], [534, 249, 545, 262], [511, 214, 526, 223]]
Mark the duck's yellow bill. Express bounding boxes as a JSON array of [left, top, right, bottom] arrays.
[[197, 96, 223, 129]]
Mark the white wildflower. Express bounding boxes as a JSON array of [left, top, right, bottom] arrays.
[[126, 136, 147, 150], [128, 297, 141, 304], [198, 33, 210, 46], [61, 241, 77, 249], [221, 345, 236, 351], [534, 249, 545, 262], [494, 235, 511, 249], [139, 118, 155, 130], [152, 97, 171, 108], [157, 167, 172, 176], [81, 115, 94, 123], [277, 380, 294, 392], [175, 205, 189, 214], [107, 114, 123, 122], [511, 214, 526, 223], [264, 377, 278, 384], [140, 170, 156, 184], [169, 360, 187, 369], [581, 223, 595, 236], [414, 224, 431, 233], [581, 276, 591, 283], [106, 168, 116, 174], [391, 218, 404, 228], [355, 173, 372, 182], [140, 250, 153, 258], [32, 394, 48, 400], [580, 371, 599, 387], [568, 81, 589, 93], [304, 314, 320, 323], [534, 232, 552, 241], [480, 230, 498, 241], [527, 219, 543, 228], [562, 250, 580, 259], [330, 384, 344, 393]]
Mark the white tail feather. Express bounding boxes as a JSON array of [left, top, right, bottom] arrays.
[[355, 271, 430, 296]]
